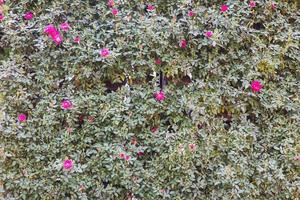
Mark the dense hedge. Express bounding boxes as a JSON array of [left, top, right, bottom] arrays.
[[1, 0, 300, 199]]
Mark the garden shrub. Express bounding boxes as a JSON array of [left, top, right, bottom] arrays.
[[0, 0, 300, 199]]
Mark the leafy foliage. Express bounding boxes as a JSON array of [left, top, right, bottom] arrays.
[[0, 0, 300, 199]]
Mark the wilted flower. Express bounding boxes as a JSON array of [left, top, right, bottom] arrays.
[[251, 80, 263, 92], [61, 99, 73, 110], [100, 48, 110, 57], [23, 11, 34, 20], [189, 143, 196, 152], [60, 22, 71, 31], [63, 159, 74, 170], [179, 39, 187, 48], [220, 4, 229, 13], [154, 91, 165, 101], [18, 113, 27, 122], [150, 126, 158, 134], [137, 151, 144, 157]]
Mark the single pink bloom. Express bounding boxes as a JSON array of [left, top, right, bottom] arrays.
[[112, 8, 118, 16], [271, 2, 276, 10], [188, 10, 196, 17], [44, 24, 57, 35], [23, 11, 34, 20], [52, 34, 63, 45], [63, 159, 74, 170], [189, 143, 196, 152], [0, 0, 5, 5], [205, 31, 213, 38], [179, 39, 187, 48], [125, 155, 131, 161], [296, 155, 300, 161], [61, 100, 73, 110], [18, 113, 27, 122], [100, 48, 110, 57], [107, 0, 114, 7], [155, 58, 162, 65], [119, 152, 125, 159], [220, 4, 229, 13], [154, 91, 165, 101], [251, 80, 263, 92], [88, 116, 94, 123], [137, 151, 144, 157], [249, 1, 256, 8], [74, 36, 80, 44], [147, 5, 155, 11], [60, 22, 71, 32], [150, 127, 158, 133], [0, 13, 4, 21]]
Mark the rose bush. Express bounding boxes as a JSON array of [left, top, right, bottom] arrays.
[[0, 0, 299, 199]]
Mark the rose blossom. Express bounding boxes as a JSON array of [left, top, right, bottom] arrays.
[[147, 5, 155, 11], [189, 143, 196, 152], [61, 99, 73, 110], [155, 58, 162, 65], [205, 31, 213, 38], [23, 11, 34, 20], [100, 48, 110, 57], [188, 10, 196, 17], [179, 39, 187, 48], [18, 113, 27, 122], [63, 159, 74, 170], [74, 36, 80, 44], [60, 22, 71, 32], [249, 1, 256, 8], [112, 8, 118, 16], [108, 0, 114, 7], [220, 4, 229, 13], [154, 91, 165, 101], [251, 80, 263, 92]]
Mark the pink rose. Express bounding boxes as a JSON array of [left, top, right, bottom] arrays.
[[100, 48, 110, 57], [125, 155, 131, 161], [137, 151, 144, 157], [112, 8, 118, 16], [63, 159, 73, 170], [249, 1, 256, 8], [271, 2, 276, 10], [18, 113, 27, 122], [188, 10, 196, 17], [154, 91, 165, 102], [23, 11, 34, 20], [150, 126, 158, 134], [74, 36, 80, 44], [189, 143, 196, 152], [179, 39, 187, 48], [220, 4, 229, 13], [61, 100, 73, 110], [107, 0, 114, 7], [60, 22, 70, 32], [155, 58, 162, 65], [147, 5, 155, 11], [0, 13, 4, 21], [119, 152, 125, 159], [251, 80, 263, 92], [205, 31, 213, 38]]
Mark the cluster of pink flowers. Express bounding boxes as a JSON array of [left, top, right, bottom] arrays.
[[119, 152, 131, 161], [44, 24, 63, 45]]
